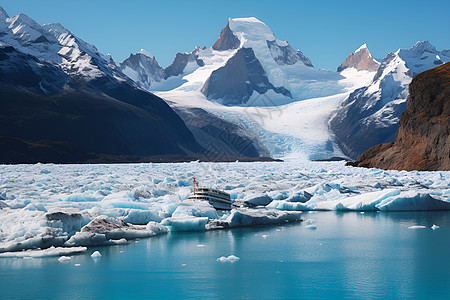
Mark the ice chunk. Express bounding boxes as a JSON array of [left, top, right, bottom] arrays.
[[314, 189, 401, 211], [286, 191, 312, 203], [305, 218, 316, 225], [408, 225, 427, 229], [431, 224, 440, 230], [107, 238, 128, 245], [267, 200, 306, 211], [123, 209, 162, 224], [305, 224, 317, 230], [172, 200, 218, 219], [0, 246, 87, 258], [376, 192, 450, 211], [217, 255, 240, 263], [64, 216, 165, 246], [58, 256, 71, 262], [24, 203, 47, 212], [161, 217, 208, 231], [46, 209, 90, 236], [226, 208, 302, 227], [243, 193, 273, 206], [91, 251, 102, 258], [0, 200, 9, 209]]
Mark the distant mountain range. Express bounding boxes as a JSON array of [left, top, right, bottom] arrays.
[[331, 41, 450, 159], [0, 6, 448, 163]]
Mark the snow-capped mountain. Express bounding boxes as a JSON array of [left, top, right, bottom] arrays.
[[0, 7, 202, 162], [120, 49, 165, 90], [119, 47, 206, 90], [330, 41, 450, 159], [123, 17, 345, 106], [0, 9, 123, 82], [337, 44, 380, 72]]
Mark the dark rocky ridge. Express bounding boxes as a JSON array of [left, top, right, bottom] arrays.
[[119, 52, 165, 89], [201, 47, 291, 105], [164, 47, 205, 79], [348, 62, 450, 171], [0, 44, 202, 163], [173, 106, 270, 159]]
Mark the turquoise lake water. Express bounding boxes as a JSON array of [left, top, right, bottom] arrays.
[[2, 211, 450, 299]]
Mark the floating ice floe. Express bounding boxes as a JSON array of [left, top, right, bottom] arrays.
[[91, 251, 102, 258], [58, 256, 71, 262], [217, 255, 240, 263], [65, 216, 167, 247], [431, 224, 440, 230], [0, 246, 87, 258], [408, 225, 427, 230]]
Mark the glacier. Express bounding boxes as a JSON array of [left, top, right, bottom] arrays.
[[0, 161, 449, 254]]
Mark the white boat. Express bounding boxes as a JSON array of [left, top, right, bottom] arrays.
[[187, 178, 233, 210]]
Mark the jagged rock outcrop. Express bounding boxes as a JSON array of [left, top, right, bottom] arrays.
[[119, 50, 165, 90], [212, 20, 241, 51], [337, 44, 380, 72], [348, 62, 450, 171], [266, 40, 313, 67], [164, 47, 204, 78], [201, 47, 291, 105]]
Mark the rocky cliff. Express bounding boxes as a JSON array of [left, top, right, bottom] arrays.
[[347, 62, 450, 171], [337, 44, 379, 72]]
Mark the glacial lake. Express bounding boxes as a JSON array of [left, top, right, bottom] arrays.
[[2, 211, 450, 299]]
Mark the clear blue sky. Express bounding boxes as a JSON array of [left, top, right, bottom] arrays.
[[1, 0, 449, 70]]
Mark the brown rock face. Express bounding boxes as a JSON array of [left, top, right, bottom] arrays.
[[337, 44, 380, 72], [347, 62, 450, 171], [212, 20, 240, 51]]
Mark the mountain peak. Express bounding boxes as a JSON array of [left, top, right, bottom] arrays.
[[397, 40, 438, 58], [228, 17, 275, 42], [138, 49, 154, 58], [0, 6, 9, 19], [337, 44, 380, 72], [355, 43, 368, 53], [9, 13, 40, 27], [212, 19, 241, 51]]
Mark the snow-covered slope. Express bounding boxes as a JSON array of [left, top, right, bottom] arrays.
[[0, 8, 124, 81], [202, 17, 344, 105], [331, 41, 450, 159], [0, 6, 203, 160]]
